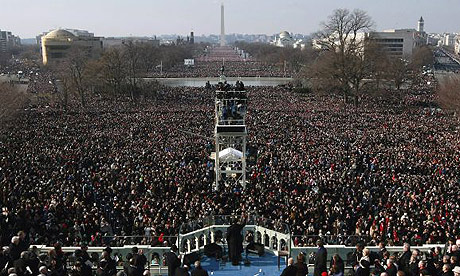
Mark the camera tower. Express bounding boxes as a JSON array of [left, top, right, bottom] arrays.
[[214, 69, 247, 191]]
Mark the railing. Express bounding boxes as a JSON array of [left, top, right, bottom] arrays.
[[178, 215, 289, 235], [177, 215, 291, 256], [291, 235, 372, 247], [30, 245, 172, 275], [29, 217, 447, 276], [29, 243, 445, 276], [83, 235, 178, 247], [290, 245, 444, 270], [215, 119, 246, 125]]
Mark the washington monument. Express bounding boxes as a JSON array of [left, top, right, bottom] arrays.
[[220, 3, 226, 46]]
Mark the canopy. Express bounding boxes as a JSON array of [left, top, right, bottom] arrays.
[[219, 147, 243, 162]]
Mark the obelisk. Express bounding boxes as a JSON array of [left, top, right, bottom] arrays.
[[220, 3, 226, 46]]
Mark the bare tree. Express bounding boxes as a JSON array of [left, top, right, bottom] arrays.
[[0, 83, 27, 125], [57, 46, 92, 108], [387, 58, 408, 90], [437, 75, 460, 115], [100, 47, 127, 98], [123, 41, 141, 101], [310, 9, 374, 104], [410, 46, 434, 71]]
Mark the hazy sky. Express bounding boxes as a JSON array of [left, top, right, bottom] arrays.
[[1, 0, 459, 38]]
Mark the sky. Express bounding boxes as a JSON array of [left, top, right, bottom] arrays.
[[1, 0, 459, 38]]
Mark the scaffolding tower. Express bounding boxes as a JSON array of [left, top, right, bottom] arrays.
[[214, 75, 247, 191]]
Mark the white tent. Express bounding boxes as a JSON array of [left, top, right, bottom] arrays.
[[218, 147, 243, 162]]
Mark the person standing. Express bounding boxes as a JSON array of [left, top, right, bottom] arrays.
[[281, 257, 298, 276], [330, 254, 345, 276], [385, 258, 398, 276], [164, 245, 180, 276], [191, 261, 208, 276], [295, 253, 308, 276], [174, 265, 190, 276], [226, 215, 246, 266], [398, 243, 411, 275], [314, 240, 328, 276], [355, 248, 371, 276]]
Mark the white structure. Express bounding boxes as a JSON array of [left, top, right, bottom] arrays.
[[272, 31, 295, 47], [312, 32, 367, 52], [65, 29, 94, 38], [220, 3, 226, 46], [427, 34, 440, 46], [455, 35, 460, 55], [293, 40, 307, 50], [441, 33, 456, 47], [368, 29, 425, 58]]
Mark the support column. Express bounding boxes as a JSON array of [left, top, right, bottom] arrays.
[[187, 239, 191, 253]]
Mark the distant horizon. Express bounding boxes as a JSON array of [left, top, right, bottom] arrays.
[[18, 29, 453, 41], [2, 0, 459, 39]]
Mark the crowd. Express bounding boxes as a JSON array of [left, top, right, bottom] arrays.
[[149, 45, 291, 78], [1, 51, 460, 274], [1, 66, 459, 249], [280, 240, 460, 276], [148, 60, 291, 78], [195, 46, 248, 62]]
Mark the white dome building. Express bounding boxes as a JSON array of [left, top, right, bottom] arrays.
[[272, 31, 295, 47]]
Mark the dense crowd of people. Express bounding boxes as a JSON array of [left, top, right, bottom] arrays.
[[1, 63, 459, 249], [148, 45, 292, 78], [1, 47, 460, 275], [148, 60, 291, 78]]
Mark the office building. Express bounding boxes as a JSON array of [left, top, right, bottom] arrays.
[[41, 29, 102, 65], [0, 30, 21, 52]]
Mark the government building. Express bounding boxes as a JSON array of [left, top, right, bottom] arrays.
[[41, 29, 102, 65]]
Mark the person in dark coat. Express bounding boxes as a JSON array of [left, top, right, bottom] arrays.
[[125, 257, 142, 276], [419, 261, 432, 276], [442, 264, 454, 276], [355, 248, 370, 276], [99, 250, 117, 276], [408, 254, 420, 276], [314, 240, 327, 276], [330, 254, 345, 276], [9, 236, 22, 262], [398, 243, 412, 275], [281, 257, 298, 276], [190, 261, 208, 276], [13, 251, 28, 276], [226, 216, 246, 266], [164, 245, 180, 276], [386, 258, 398, 276], [131, 247, 147, 272], [0, 247, 10, 275], [69, 261, 85, 276], [174, 265, 190, 276], [17, 232, 29, 255], [295, 253, 308, 276], [351, 243, 364, 271], [378, 241, 388, 262]]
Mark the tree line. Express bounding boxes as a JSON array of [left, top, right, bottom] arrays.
[[237, 9, 435, 107], [51, 42, 209, 109]]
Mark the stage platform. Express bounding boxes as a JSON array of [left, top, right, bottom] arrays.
[[200, 253, 286, 276]]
